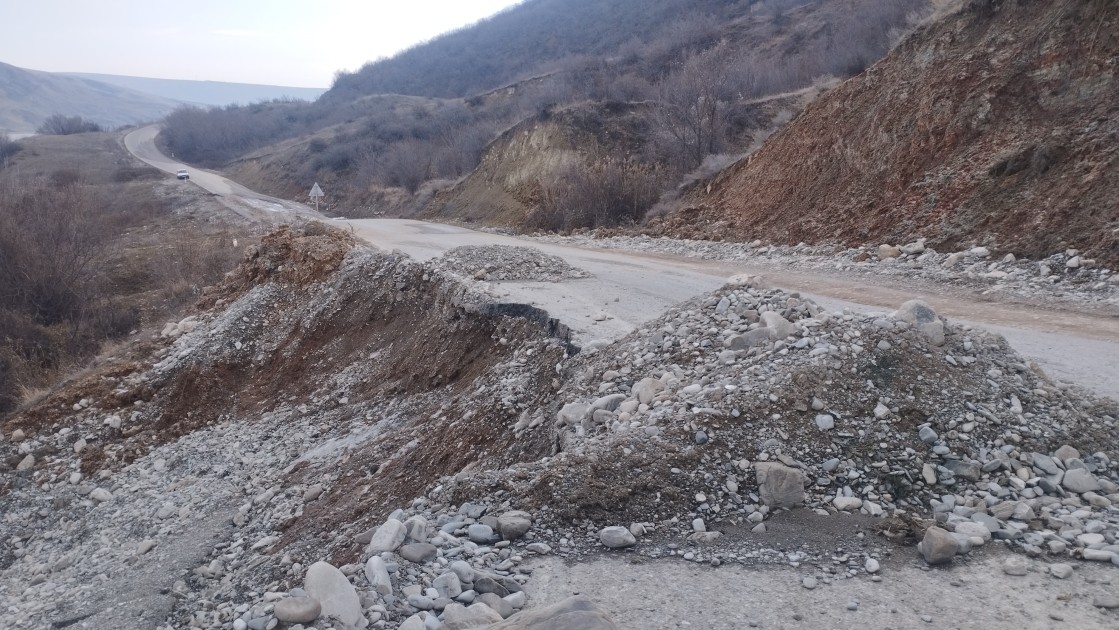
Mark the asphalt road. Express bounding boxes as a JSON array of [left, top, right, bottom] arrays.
[[121, 129, 1119, 400], [124, 125, 316, 222]]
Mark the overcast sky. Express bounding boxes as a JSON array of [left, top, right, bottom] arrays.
[[1, 0, 524, 88]]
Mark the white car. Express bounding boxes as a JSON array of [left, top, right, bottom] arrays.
[[176, 169, 189, 180]]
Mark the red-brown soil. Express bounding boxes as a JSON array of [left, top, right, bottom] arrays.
[[659, 1, 1119, 267]]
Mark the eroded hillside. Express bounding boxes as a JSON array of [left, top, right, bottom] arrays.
[[662, 0, 1119, 267]]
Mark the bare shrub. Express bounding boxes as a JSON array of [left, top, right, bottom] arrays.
[[0, 132, 19, 167], [528, 157, 665, 231], [653, 49, 733, 170], [112, 166, 162, 183], [36, 114, 103, 135], [375, 140, 432, 194]]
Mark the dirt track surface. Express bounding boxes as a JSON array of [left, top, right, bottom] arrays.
[[525, 550, 1118, 629], [347, 219, 1119, 401]]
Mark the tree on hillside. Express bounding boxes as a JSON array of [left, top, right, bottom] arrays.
[[654, 50, 732, 170], [36, 114, 102, 135]]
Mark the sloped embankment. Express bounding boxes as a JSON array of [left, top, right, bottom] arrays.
[[663, 0, 1119, 267]]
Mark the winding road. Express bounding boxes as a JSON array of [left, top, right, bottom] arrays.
[[124, 127, 1119, 400]]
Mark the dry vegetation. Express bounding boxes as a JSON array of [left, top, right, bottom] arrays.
[[0, 133, 256, 417], [160, 0, 929, 228]]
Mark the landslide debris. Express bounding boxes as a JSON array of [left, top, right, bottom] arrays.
[[662, 0, 1119, 267], [3, 226, 1119, 630], [430, 245, 591, 282], [530, 232, 1119, 312]]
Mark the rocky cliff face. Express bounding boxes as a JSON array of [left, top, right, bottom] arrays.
[[664, 0, 1119, 267]]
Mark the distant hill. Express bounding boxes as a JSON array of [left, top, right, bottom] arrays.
[[0, 62, 180, 133], [63, 73, 326, 107]]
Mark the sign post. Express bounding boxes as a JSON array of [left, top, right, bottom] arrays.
[[309, 182, 324, 213]]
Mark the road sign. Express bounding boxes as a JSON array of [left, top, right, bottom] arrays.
[[309, 182, 324, 213]]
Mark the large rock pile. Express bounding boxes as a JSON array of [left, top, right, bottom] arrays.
[[504, 276, 1119, 566]]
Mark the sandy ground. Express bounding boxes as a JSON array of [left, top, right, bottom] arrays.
[[524, 550, 1117, 629]]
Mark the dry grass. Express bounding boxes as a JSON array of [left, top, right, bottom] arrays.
[[0, 133, 259, 419]]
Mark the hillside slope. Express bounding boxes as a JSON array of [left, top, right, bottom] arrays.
[[0, 63, 179, 132], [424, 90, 818, 230], [665, 1, 1119, 267]]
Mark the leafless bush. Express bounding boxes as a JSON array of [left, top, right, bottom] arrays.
[[653, 49, 733, 170], [36, 114, 103, 135], [375, 140, 432, 193], [0, 132, 19, 167], [527, 157, 665, 231]]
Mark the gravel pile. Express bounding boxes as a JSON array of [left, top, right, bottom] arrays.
[[530, 233, 1119, 311], [517, 276, 1119, 565], [431, 245, 591, 282]]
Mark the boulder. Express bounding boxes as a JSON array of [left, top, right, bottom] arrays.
[[479, 592, 514, 619], [893, 299, 945, 346], [441, 603, 504, 630], [399, 542, 438, 563], [434, 572, 463, 599], [1061, 468, 1100, 494], [498, 510, 533, 541], [274, 596, 322, 624], [366, 518, 407, 553], [900, 240, 926, 255], [756, 463, 805, 508], [484, 596, 617, 629], [304, 561, 363, 627], [598, 526, 637, 549], [468, 524, 500, 544], [918, 526, 958, 565]]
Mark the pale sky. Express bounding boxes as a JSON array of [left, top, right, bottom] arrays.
[[0, 0, 524, 88]]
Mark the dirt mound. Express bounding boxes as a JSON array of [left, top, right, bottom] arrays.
[[662, 1, 1119, 267], [198, 222, 356, 308], [431, 245, 591, 282]]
